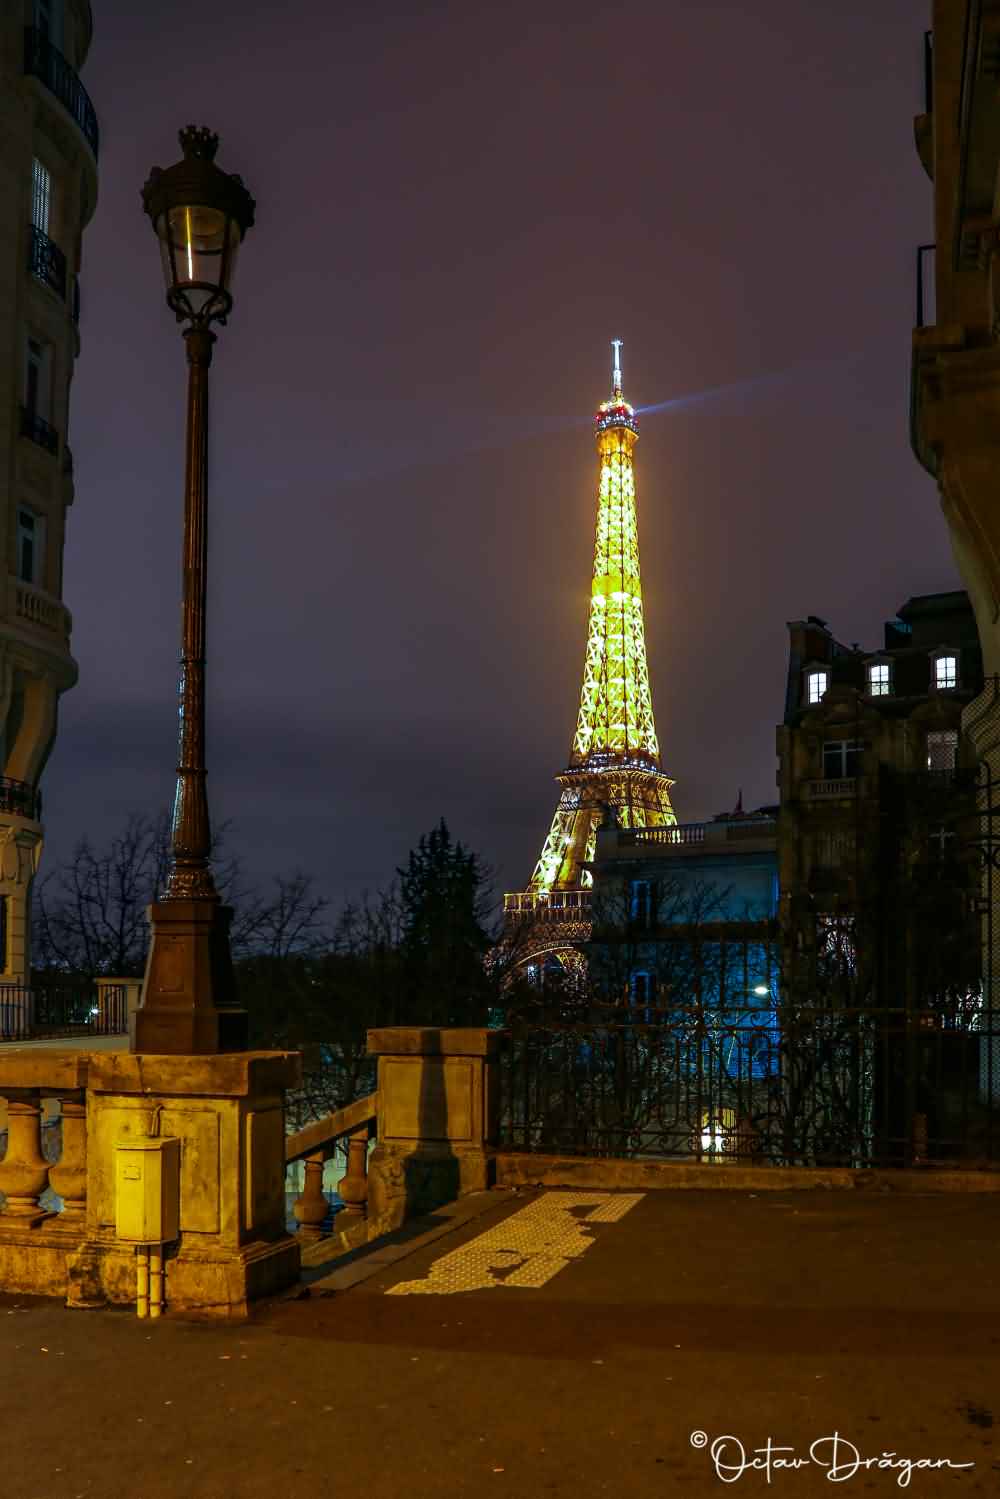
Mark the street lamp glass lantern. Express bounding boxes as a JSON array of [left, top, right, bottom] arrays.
[[143, 126, 255, 327], [155, 204, 241, 319]]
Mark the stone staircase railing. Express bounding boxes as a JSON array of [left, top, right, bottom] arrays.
[[285, 1092, 377, 1242]]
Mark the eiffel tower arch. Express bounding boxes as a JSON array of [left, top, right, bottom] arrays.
[[504, 343, 677, 976]]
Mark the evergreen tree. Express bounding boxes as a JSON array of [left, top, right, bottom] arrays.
[[397, 819, 494, 1027]]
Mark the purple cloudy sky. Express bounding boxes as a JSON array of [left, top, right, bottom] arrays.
[[50, 0, 945, 913]]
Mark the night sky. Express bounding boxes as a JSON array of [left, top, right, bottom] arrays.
[[50, 0, 947, 915]]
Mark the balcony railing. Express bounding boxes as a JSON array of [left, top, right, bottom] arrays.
[[504, 889, 592, 922], [0, 777, 40, 820], [27, 223, 66, 300], [635, 823, 705, 846], [806, 778, 861, 799], [9, 578, 71, 639], [23, 28, 99, 158], [19, 404, 58, 455]]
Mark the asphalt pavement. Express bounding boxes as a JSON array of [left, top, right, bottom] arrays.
[[3, 1187, 1000, 1499]]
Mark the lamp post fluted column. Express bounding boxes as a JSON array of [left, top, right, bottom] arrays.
[[168, 324, 216, 902], [130, 127, 254, 1056]]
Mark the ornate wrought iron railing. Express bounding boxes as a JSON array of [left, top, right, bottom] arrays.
[[499, 1003, 1000, 1169], [19, 404, 58, 455], [23, 28, 99, 157], [26, 224, 66, 300]]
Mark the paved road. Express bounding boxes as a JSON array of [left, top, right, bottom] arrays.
[[4, 1188, 1000, 1498]]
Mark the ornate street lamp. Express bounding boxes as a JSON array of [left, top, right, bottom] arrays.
[[131, 127, 255, 1055]]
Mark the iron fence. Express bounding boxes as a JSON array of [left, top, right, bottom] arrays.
[[0, 983, 128, 1040], [498, 1002, 1000, 1169]]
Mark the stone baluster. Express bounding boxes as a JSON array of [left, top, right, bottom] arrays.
[[0, 1089, 51, 1220], [47, 1092, 88, 1223], [337, 1126, 369, 1219], [292, 1150, 329, 1241]]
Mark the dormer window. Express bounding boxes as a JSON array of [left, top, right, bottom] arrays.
[[806, 669, 829, 705], [867, 661, 891, 697], [933, 653, 958, 690]]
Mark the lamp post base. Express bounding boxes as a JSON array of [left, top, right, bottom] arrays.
[[131, 898, 247, 1055]]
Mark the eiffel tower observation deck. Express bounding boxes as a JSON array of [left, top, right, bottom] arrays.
[[504, 342, 677, 971]]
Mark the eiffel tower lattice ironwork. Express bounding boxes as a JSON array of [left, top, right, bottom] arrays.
[[504, 342, 677, 970]]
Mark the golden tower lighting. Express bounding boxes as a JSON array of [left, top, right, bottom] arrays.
[[505, 341, 676, 965]]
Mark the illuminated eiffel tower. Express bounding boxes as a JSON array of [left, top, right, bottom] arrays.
[[504, 342, 677, 970]]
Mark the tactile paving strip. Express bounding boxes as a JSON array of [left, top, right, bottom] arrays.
[[385, 1191, 644, 1296]]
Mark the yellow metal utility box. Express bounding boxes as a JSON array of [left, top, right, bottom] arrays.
[[115, 1136, 181, 1244]]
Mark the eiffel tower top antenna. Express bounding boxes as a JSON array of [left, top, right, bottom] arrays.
[[611, 338, 623, 399]]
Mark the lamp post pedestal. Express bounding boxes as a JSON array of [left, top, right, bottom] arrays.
[[132, 898, 247, 1055]]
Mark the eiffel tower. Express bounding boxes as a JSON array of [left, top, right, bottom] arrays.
[[504, 342, 677, 971]]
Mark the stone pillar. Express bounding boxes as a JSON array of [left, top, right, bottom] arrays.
[[80, 1050, 302, 1318], [365, 1028, 499, 1237]]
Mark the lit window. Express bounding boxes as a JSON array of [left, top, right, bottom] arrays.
[[806, 670, 829, 705], [867, 661, 891, 696], [926, 729, 958, 771], [822, 739, 863, 779], [30, 159, 50, 235], [935, 654, 958, 690]]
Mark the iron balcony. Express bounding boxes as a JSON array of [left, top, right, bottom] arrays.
[[0, 777, 40, 820], [23, 27, 99, 158], [27, 223, 66, 300]]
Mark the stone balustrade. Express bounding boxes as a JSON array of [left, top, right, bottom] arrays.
[[285, 1092, 377, 1248], [0, 1048, 303, 1316], [0, 1051, 92, 1299], [0, 1032, 502, 1314]]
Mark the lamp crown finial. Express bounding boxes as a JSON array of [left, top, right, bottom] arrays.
[[179, 125, 219, 162]]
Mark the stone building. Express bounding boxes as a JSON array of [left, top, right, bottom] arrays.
[[586, 803, 779, 1010], [776, 591, 983, 1014], [0, 2, 97, 988]]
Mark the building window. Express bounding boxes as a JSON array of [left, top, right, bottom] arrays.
[[934, 654, 958, 690], [806, 670, 829, 705], [813, 830, 856, 869], [631, 972, 654, 1006], [867, 661, 891, 697], [926, 729, 958, 771], [17, 508, 45, 586], [816, 914, 856, 977], [31, 159, 51, 235], [630, 880, 653, 927], [822, 739, 863, 780], [24, 337, 51, 421]]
